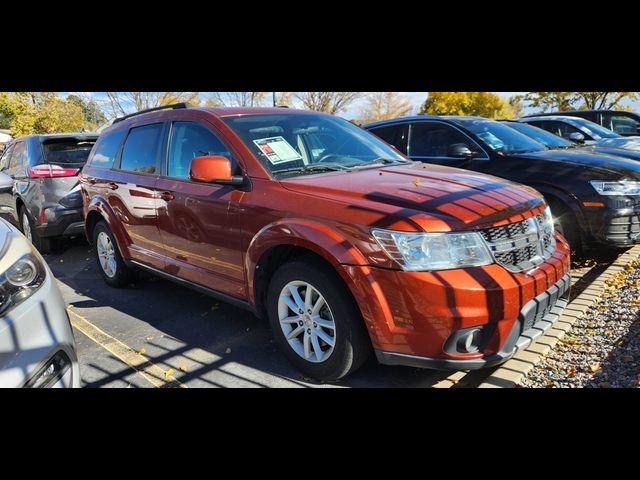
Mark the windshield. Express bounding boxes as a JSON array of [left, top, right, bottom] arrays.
[[569, 117, 619, 139], [223, 113, 407, 176], [506, 122, 574, 149], [460, 120, 546, 154], [42, 140, 96, 166]]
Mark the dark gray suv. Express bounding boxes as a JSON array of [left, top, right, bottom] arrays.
[[0, 134, 98, 253]]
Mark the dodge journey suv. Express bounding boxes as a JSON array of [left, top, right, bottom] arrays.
[[81, 104, 571, 380]]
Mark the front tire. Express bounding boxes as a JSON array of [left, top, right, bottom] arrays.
[[20, 206, 54, 254], [266, 256, 371, 381], [93, 220, 136, 287]]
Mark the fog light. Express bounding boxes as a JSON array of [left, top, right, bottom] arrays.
[[24, 351, 72, 388], [444, 324, 496, 355], [457, 329, 483, 353]]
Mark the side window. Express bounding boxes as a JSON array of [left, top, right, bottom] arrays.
[[89, 130, 126, 168], [409, 122, 483, 158], [119, 124, 163, 175], [167, 122, 234, 180], [0, 144, 14, 171], [603, 114, 640, 135], [9, 142, 28, 170], [370, 124, 408, 154], [555, 122, 593, 141]]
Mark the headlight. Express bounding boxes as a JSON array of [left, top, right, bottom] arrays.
[[0, 238, 47, 317], [590, 180, 640, 196], [372, 229, 493, 271]]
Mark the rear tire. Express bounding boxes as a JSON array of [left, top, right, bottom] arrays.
[[266, 256, 371, 381], [93, 220, 136, 287], [19, 206, 54, 254]]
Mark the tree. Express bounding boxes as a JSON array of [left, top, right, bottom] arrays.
[[0, 92, 84, 137], [294, 92, 361, 114], [66, 94, 107, 131], [420, 92, 512, 118], [104, 92, 200, 118], [358, 92, 413, 124], [203, 92, 268, 107], [523, 92, 639, 112], [508, 95, 525, 118]]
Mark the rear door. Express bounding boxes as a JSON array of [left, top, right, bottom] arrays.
[[154, 120, 246, 298], [108, 122, 167, 270]]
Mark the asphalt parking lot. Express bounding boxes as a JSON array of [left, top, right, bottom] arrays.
[[47, 238, 463, 388]]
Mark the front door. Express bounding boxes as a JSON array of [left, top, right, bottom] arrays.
[[155, 121, 245, 298]]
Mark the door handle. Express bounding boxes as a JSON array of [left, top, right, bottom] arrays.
[[160, 191, 175, 202], [108, 182, 119, 190]]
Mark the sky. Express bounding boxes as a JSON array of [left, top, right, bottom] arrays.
[[66, 92, 640, 120]]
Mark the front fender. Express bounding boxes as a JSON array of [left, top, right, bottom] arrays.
[[245, 218, 370, 306], [86, 196, 132, 260]]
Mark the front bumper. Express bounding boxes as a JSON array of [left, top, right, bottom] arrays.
[[0, 266, 80, 388], [35, 206, 84, 238], [375, 273, 570, 370], [339, 235, 571, 369]]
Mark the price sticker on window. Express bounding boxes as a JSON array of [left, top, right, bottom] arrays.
[[253, 137, 302, 164]]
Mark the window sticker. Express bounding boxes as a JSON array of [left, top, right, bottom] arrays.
[[253, 136, 302, 164]]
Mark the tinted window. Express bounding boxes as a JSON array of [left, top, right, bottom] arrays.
[[409, 122, 484, 157], [168, 122, 233, 180], [462, 120, 545, 154], [119, 124, 163, 174], [555, 121, 593, 141], [603, 113, 640, 135], [42, 139, 95, 166], [90, 130, 126, 168], [370, 124, 408, 154], [9, 142, 28, 169]]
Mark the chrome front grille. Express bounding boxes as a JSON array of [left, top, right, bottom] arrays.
[[480, 212, 556, 273]]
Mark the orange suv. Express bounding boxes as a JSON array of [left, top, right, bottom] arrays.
[[80, 104, 571, 380]]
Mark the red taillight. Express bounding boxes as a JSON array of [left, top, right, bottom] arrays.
[[28, 164, 79, 178]]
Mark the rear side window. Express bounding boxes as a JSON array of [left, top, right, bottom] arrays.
[[119, 124, 163, 175], [89, 130, 126, 168], [167, 122, 233, 180], [42, 140, 95, 166], [9, 142, 28, 169], [0, 144, 14, 171]]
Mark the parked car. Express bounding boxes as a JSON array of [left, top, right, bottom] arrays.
[[365, 116, 640, 250], [503, 120, 640, 163], [520, 115, 640, 151], [80, 104, 571, 380], [0, 133, 98, 253], [523, 110, 640, 137], [0, 211, 80, 387]]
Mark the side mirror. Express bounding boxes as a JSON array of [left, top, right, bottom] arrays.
[[447, 143, 479, 158], [190, 156, 244, 186], [0, 171, 13, 192], [568, 132, 585, 144]]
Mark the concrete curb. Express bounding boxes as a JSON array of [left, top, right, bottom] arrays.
[[478, 245, 640, 388]]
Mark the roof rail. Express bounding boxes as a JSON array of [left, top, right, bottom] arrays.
[[112, 102, 193, 124]]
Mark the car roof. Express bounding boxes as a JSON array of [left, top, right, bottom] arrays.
[[524, 109, 628, 116], [363, 115, 489, 129], [520, 115, 584, 122]]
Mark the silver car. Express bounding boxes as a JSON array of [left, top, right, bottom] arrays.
[[0, 213, 79, 387]]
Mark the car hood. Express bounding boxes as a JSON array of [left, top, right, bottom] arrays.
[[513, 148, 640, 180], [279, 163, 546, 232], [595, 137, 640, 151], [578, 145, 640, 161]]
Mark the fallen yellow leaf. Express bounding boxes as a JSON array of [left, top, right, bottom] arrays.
[[165, 368, 175, 378], [566, 367, 576, 378], [138, 347, 146, 355], [591, 362, 601, 373], [413, 178, 421, 187], [179, 365, 188, 373], [146, 336, 154, 341]]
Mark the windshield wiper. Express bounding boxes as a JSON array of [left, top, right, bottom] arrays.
[[274, 164, 350, 176], [351, 157, 409, 169]]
